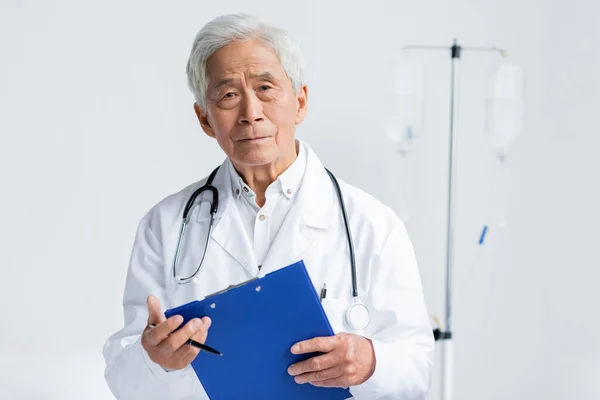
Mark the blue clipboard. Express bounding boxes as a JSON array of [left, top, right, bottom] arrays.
[[164, 260, 352, 400]]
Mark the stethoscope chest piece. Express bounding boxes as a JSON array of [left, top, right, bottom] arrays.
[[345, 299, 370, 330]]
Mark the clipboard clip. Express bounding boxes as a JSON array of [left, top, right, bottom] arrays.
[[205, 277, 260, 298]]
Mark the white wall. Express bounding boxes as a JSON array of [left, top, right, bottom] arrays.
[[1, 0, 599, 399]]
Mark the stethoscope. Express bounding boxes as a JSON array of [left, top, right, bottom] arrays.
[[172, 166, 370, 330]]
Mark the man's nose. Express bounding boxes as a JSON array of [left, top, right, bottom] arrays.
[[238, 93, 264, 125]]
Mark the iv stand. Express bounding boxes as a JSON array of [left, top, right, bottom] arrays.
[[402, 39, 506, 400]]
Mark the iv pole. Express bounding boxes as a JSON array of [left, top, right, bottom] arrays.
[[403, 39, 506, 400]]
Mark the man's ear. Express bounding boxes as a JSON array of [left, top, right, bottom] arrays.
[[295, 85, 308, 125], [194, 102, 216, 138]]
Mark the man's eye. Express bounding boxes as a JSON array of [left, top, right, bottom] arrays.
[[258, 85, 272, 91], [223, 92, 235, 98]]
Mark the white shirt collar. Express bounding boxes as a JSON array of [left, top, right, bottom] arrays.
[[228, 141, 307, 201]]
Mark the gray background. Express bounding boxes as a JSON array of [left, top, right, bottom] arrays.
[[1, 0, 599, 399]]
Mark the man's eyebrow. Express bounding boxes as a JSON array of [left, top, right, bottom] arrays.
[[212, 72, 278, 92], [212, 78, 235, 92]]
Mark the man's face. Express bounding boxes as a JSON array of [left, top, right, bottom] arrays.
[[195, 39, 307, 168]]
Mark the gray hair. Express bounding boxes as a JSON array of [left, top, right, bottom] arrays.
[[186, 14, 307, 109]]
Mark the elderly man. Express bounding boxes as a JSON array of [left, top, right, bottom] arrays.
[[103, 13, 433, 400]]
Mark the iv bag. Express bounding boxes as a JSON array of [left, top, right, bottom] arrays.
[[385, 60, 424, 155], [484, 64, 525, 160], [485, 63, 524, 230]]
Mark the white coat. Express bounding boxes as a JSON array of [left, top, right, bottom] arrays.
[[103, 142, 434, 399]]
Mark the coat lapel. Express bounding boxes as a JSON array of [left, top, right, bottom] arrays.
[[197, 160, 258, 276], [259, 144, 336, 275]]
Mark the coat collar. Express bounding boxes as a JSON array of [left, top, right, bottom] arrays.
[[294, 141, 336, 230], [195, 160, 257, 276]]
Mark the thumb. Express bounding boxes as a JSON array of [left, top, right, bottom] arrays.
[[146, 295, 165, 326]]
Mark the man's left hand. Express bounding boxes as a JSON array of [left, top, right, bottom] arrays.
[[287, 333, 376, 388]]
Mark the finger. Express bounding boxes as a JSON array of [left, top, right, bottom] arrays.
[[310, 376, 349, 388], [288, 353, 339, 376], [291, 336, 338, 355], [181, 346, 201, 367], [173, 317, 211, 367], [172, 340, 201, 369], [190, 317, 212, 342], [163, 317, 207, 351], [294, 366, 345, 385], [144, 315, 183, 347], [146, 296, 165, 326]]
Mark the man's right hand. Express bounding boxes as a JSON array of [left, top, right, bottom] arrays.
[[141, 295, 211, 370]]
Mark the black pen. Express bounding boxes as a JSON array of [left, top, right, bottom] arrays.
[[148, 324, 223, 356], [319, 283, 327, 302]]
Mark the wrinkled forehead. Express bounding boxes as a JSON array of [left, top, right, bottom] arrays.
[[205, 39, 288, 85]]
